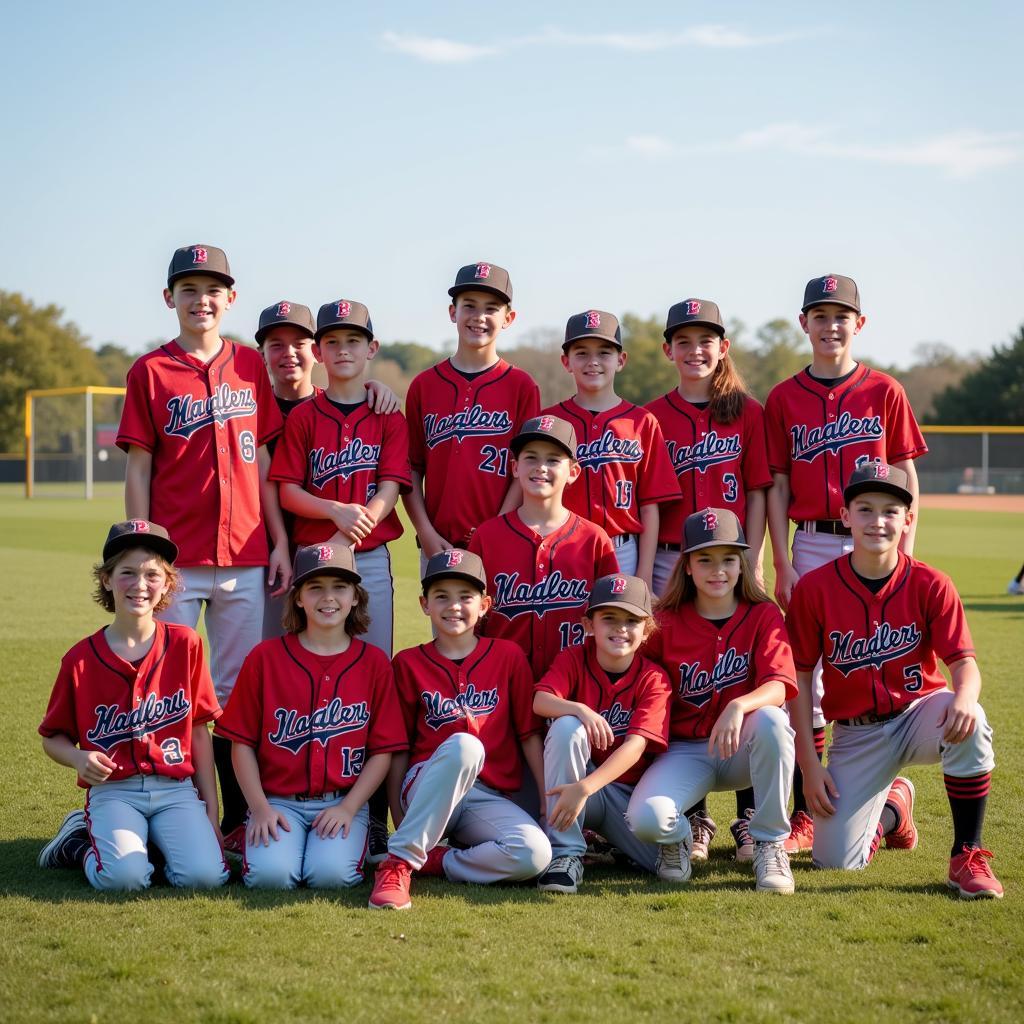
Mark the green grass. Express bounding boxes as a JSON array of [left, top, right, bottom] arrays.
[[2, 485, 1022, 1023]]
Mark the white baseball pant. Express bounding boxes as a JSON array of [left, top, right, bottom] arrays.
[[652, 546, 681, 599], [355, 544, 395, 657]]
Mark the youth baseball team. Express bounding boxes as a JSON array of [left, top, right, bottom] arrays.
[[36, 245, 1003, 907]]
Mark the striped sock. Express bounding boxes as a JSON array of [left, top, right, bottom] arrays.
[[945, 772, 991, 856]]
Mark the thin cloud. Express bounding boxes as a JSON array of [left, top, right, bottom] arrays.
[[380, 31, 497, 63], [625, 134, 676, 158]]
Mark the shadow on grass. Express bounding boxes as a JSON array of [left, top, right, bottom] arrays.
[[960, 598, 1024, 612]]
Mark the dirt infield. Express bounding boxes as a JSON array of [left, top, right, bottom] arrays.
[[920, 493, 1024, 513]]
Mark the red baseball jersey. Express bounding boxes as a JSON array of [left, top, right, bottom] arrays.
[[542, 398, 680, 538], [392, 637, 541, 793], [406, 359, 540, 546], [469, 510, 619, 677], [269, 393, 411, 549], [39, 622, 220, 788], [764, 366, 927, 522], [535, 639, 672, 784], [645, 392, 772, 543], [117, 340, 284, 566], [786, 552, 974, 722], [215, 635, 407, 798], [644, 601, 797, 741]]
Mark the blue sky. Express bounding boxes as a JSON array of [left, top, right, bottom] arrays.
[[3, 1, 1022, 366]]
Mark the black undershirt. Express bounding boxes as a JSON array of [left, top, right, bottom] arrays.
[[452, 364, 496, 381], [807, 363, 859, 388], [327, 397, 367, 416], [852, 566, 896, 595]]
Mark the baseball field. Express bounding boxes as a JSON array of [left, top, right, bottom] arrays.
[[2, 485, 1021, 1024]]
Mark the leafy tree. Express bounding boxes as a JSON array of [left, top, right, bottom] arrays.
[[730, 318, 807, 402], [506, 328, 574, 408], [617, 313, 677, 405], [378, 341, 441, 377], [94, 343, 138, 388], [930, 326, 1024, 424]]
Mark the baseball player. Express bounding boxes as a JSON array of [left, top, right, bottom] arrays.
[[403, 262, 540, 562], [468, 415, 620, 679], [788, 464, 1001, 897], [765, 274, 927, 854], [215, 543, 407, 889], [116, 244, 290, 846], [368, 550, 551, 910], [37, 520, 228, 891], [627, 509, 798, 894], [646, 297, 773, 860], [544, 310, 680, 587], [534, 574, 672, 894]]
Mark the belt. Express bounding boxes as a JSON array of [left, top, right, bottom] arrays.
[[835, 708, 905, 727], [612, 533, 637, 548], [292, 790, 345, 802], [798, 520, 852, 537], [657, 542, 682, 552]]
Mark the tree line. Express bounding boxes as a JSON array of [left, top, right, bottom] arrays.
[[2, 288, 1022, 454]]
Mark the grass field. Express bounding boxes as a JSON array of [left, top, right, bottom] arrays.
[[2, 485, 1022, 1023]]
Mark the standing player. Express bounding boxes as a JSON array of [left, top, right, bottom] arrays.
[[765, 274, 927, 853], [646, 297, 773, 860], [37, 520, 227, 891], [368, 550, 551, 910], [403, 262, 539, 562], [627, 509, 798, 894], [543, 310, 679, 587], [788, 464, 1002, 898], [468, 416, 620, 678], [215, 543, 407, 889], [534, 574, 672, 894], [116, 244, 290, 846]]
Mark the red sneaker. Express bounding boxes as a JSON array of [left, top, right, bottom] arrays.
[[783, 810, 814, 854], [222, 825, 246, 856], [417, 845, 449, 878], [948, 847, 1004, 900], [368, 855, 413, 910], [883, 777, 918, 850]]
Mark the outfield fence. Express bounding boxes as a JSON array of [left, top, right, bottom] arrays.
[[919, 426, 1024, 495]]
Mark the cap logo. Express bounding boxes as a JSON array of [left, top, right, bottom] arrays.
[[823, 277, 838, 293], [128, 519, 150, 533], [538, 415, 555, 431], [685, 300, 701, 315], [315, 545, 333, 561], [610, 576, 627, 594], [876, 464, 890, 479], [276, 301, 291, 317], [585, 310, 601, 329], [336, 301, 351, 319], [474, 263, 491, 280], [445, 550, 464, 568], [192, 247, 208, 265], [702, 510, 719, 532]]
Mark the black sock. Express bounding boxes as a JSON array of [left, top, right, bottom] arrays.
[[879, 805, 898, 836], [212, 735, 248, 833], [735, 788, 755, 818], [792, 727, 826, 815], [368, 782, 389, 828], [684, 797, 708, 818], [945, 772, 991, 856]]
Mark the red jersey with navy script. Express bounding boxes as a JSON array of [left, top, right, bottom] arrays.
[[786, 552, 974, 722], [269, 393, 411, 549], [535, 639, 672, 784], [644, 601, 796, 741], [469, 510, 619, 677], [117, 339, 283, 566], [392, 637, 541, 793], [645, 392, 772, 543], [764, 365, 926, 522], [215, 635, 406, 797], [406, 359, 540, 546], [39, 622, 220, 787], [542, 398, 680, 538]]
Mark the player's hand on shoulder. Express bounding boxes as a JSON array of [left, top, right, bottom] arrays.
[[939, 693, 978, 744], [311, 801, 354, 840], [247, 804, 291, 847], [803, 762, 838, 817], [708, 701, 744, 759], [774, 563, 800, 611], [546, 781, 590, 832], [77, 749, 116, 786], [578, 705, 615, 751], [364, 380, 400, 415]]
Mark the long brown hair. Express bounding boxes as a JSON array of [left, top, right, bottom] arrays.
[[708, 345, 750, 425], [655, 547, 769, 613], [282, 580, 371, 636]]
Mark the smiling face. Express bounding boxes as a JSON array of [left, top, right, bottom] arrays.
[[686, 545, 743, 603], [841, 491, 912, 557], [163, 275, 236, 337], [449, 290, 515, 357], [798, 303, 866, 367], [314, 329, 377, 383], [262, 325, 316, 391], [663, 325, 729, 390], [295, 574, 358, 630], [561, 337, 626, 396], [512, 439, 580, 500], [420, 578, 491, 638], [585, 606, 647, 664], [102, 548, 172, 621]]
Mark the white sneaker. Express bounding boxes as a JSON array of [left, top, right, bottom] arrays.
[[655, 838, 692, 883], [537, 856, 584, 894], [754, 840, 795, 894], [1007, 579, 1023, 595]]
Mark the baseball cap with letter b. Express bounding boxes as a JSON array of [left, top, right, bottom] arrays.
[[449, 262, 513, 305], [510, 415, 578, 458], [664, 298, 725, 339], [802, 274, 860, 313], [421, 548, 488, 593], [563, 309, 622, 351], [588, 574, 653, 618], [843, 462, 913, 507], [683, 508, 749, 553], [315, 299, 374, 341], [291, 543, 362, 590], [103, 520, 178, 564], [255, 301, 315, 345], [167, 244, 234, 288]]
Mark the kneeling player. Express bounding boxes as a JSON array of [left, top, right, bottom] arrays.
[[787, 464, 1002, 898], [369, 550, 551, 910]]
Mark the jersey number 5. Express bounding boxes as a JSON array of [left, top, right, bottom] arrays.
[[903, 664, 924, 693]]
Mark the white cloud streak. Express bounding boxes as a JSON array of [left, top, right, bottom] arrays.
[[380, 31, 497, 64]]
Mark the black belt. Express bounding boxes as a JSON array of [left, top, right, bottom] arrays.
[[658, 542, 682, 552], [835, 709, 905, 727], [798, 520, 852, 536], [292, 790, 345, 802], [612, 533, 637, 548]]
